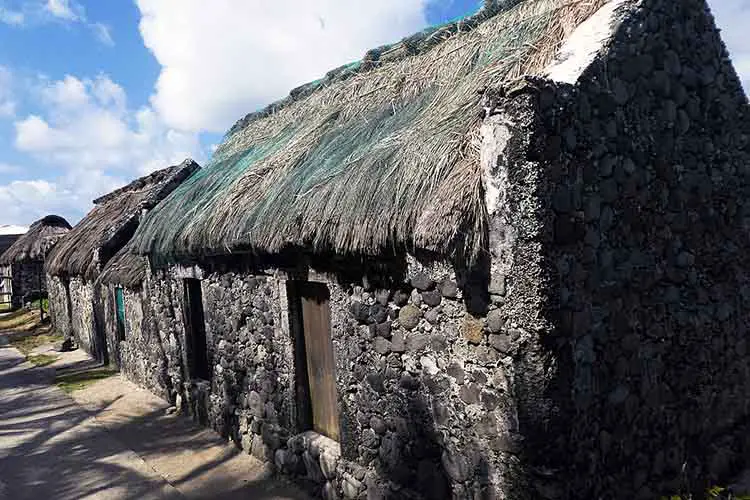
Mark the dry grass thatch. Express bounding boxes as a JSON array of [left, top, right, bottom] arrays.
[[97, 242, 149, 289], [132, 0, 609, 264], [45, 160, 200, 280], [0, 235, 22, 258], [0, 215, 71, 265]]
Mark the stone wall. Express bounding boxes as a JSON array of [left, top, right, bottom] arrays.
[[46, 276, 110, 361], [0, 265, 10, 307], [111, 252, 544, 499], [68, 278, 97, 357], [47, 275, 71, 337], [101, 283, 172, 400], [525, 0, 750, 497], [9, 261, 45, 308]]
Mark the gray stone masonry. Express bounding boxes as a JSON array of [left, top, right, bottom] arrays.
[[7, 262, 45, 308], [50, 0, 750, 498]]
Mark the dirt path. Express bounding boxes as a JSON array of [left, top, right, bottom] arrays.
[[0, 340, 310, 500]]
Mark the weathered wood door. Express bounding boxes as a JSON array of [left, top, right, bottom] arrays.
[[299, 282, 340, 441]]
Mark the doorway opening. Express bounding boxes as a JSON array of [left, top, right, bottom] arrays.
[[289, 281, 340, 441], [115, 287, 126, 341], [183, 278, 209, 380]]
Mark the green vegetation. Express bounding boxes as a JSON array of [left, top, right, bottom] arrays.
[[27, 354, 59, 367], [707, 486, 750, 500], [662, 486, 750, 500], [29, 298, 49, 313], [56, 367, 118, 394], [9, 331, 63, 355]]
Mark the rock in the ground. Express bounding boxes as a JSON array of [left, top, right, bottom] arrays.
[[462, 315, 484, 345], [411, 273, 435, 291], [399, 305, 422, 330]]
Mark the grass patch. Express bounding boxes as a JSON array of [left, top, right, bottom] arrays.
[[662, 485, 750, 500], [0, 309, 45, 331], [9, 331, 64, 355], [29, 298, 49, 313], [27, 354, 59, 367], [56, 367, 118, 394]]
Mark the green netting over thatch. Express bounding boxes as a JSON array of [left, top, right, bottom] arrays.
[[133, 0, 608, 263]]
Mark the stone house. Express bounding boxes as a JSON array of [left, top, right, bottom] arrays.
[[0, 215, 71, 309], [86, 0, 750, 498], [0, 230, 25, 308], [45, 160, 199, 361], [96, 243, 177, 399]]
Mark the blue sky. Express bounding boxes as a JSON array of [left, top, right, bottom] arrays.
[[0, 0, 747, 228]]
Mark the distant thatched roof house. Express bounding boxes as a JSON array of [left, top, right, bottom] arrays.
[[45, 159, 200, 361], [132, 0, 609, 262], [46, 160, 200, 281], [0, 215, 71, 266], [0, 215, 71, 309]]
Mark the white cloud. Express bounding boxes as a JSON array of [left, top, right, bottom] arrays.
[[0, 7, 24, 25], [137, 0, 428, 132], [708, 0, 750, 91], [91, 22, 113, 46], [0, 66, 16, 118], [45, 0, 82, 21], [0, 170, 124, 225], [13, 0, 117, 46], [14, 74, 202, 174], [0, 163, 22, 175], [41, 74, 90, 109], [0, 225, 28, 235]]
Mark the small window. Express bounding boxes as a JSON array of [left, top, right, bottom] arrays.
[[183, 278, 209, 380], [289, 281, 340, 441], [115, 287, 126, 341]]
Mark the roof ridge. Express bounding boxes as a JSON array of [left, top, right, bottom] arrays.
[[34, 215, 72, 229], [93, 158, 199, 206], [224, 0, 526, 139]]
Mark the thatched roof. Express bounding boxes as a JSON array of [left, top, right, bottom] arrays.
[[132, 0, 609, 264], [45, 160, 200, 280], [0, 235, 21, 261], [0, 215, 71, 265], [97, 242, 149, 289]]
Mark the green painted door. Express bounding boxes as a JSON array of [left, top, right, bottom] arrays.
[[115, 288, 125, 341]]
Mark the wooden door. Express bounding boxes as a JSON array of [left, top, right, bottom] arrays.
[[299, 282, 340, 441]]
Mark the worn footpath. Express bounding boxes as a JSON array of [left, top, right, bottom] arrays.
[[0, 336, 310, 500]]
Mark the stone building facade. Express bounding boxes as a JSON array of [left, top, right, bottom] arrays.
[[0, 215, 70, 309], [103, 257, 527, 499], [531, 0, 750, 496], [45, 161, 199, 361], [1, 262, 45, 309], [6, 262, 45, 308], [64, 0, 750, 499]]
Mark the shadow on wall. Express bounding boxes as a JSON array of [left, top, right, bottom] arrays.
[[356, 374, 499, 499], [332, 255, 495, 499]]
